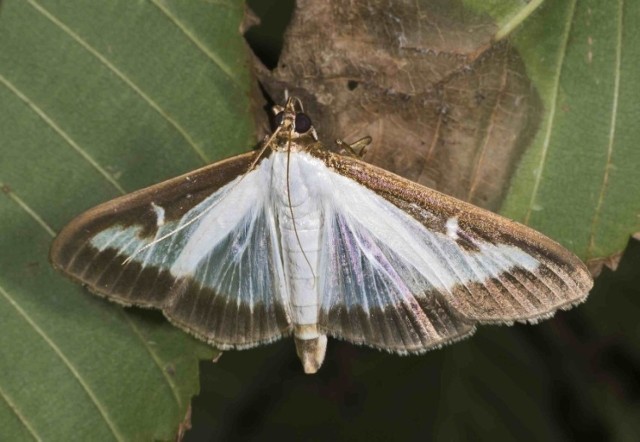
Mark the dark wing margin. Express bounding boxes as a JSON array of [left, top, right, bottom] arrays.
[[50, 151, 291, 349], [318, 211, 476, 353], [310, 149, 592, 352]]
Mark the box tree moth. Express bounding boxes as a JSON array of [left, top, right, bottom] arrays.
[[51, 97, 593, 374]]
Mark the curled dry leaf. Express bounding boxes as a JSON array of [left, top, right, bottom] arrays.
[[258, 0, 540, 212]]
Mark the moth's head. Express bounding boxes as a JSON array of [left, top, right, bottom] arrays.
[[271, 97, 318, 149]]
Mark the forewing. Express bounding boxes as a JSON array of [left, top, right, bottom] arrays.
[[312, 150, 592, 352], [51, 152, 291, 349]]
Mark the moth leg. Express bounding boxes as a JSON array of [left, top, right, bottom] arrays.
[[336, 136, 372, 158]]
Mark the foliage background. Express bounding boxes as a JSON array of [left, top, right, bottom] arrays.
[[0, 0, 638, 441], [189, 1, 640, 440]]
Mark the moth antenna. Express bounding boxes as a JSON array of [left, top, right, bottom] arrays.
[[285, 130, 316, 283], [290, 96, 304, 112], [123, 126, 283, 265], [248, 124, 283, 170]]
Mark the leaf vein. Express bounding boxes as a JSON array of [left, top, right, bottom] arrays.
[[1, 182, 56, 237], [495, 0, 545, 41], [4, 187, 187, 417], [467, 50, 510, 202], [122, 314, 184, 408], [0, 75, 126, 194], [587, 0, 623, 258], [0, 384, 42, 441], [149, 0, 242, 88], [0, 284, 126, 442], [27, 0, 210, 164], [524, 0, 577, 224]]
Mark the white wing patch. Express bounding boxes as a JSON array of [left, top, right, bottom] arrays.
[[299, 154, 545, 351], [91, 165, 270, 279], [445, 217, 459, 240], [314, 163, 540, 294], [85, 151, 583, 354], [151, 202, 165, 227], [89, 157, 291, 347]]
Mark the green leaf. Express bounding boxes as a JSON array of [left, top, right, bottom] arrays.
[[0, 0, 254, 440], [503, 0, 640, 261]]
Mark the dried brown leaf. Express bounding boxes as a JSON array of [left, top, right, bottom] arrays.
[[258, 0, 540, 211]]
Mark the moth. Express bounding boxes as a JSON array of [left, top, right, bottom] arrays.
[[51, 97, 592, 373]]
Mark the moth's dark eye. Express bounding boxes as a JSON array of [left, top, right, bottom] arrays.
[[294, 113, 312, 133], [274, 111, 284, 126]]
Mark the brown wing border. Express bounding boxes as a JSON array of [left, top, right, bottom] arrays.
[[50, 150, 261, 274], [49, 150, 292, 349], [310, 148, 593, 324]]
